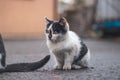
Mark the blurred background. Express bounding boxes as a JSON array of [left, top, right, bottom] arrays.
[[0, 0, 120, 39], [0, 0, 120, 79]]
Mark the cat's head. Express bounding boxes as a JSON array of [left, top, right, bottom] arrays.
[[44, 17, 69, 43]]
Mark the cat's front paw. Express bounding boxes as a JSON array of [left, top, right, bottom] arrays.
[[63, 64, 71, 70], [54, 65, 62, 70]]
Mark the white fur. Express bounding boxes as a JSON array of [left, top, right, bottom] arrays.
[[45, 18, 90, 70], [47, 31, 80, 53], [48, 24, 53, 30], [46, 31, 90, 70]]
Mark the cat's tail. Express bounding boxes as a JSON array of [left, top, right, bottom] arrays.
[[0, 55, 50, 73]]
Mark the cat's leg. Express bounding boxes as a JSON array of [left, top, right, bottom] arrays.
[[63, 52, 74, 70], [53, 55, 63, 70], [74, 59, 89, 69], [77, 51, 90, 68], [80, 60, 89, 68], [54, 60, 63, 70]]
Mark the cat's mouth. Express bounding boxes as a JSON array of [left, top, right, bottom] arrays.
[[48, 36, 65, 43], [49, 38, 57, 43], [48, 36, 61, 43]]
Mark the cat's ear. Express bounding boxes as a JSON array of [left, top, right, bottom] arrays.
[[59, 17, 67, 26], [44, 17, 52, 24], [59, 17, 69, 30]]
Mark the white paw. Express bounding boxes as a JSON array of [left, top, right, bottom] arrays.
[[63, 64, 71, 70], [54, 65, 62, 70], [72, 64, 81, 69]]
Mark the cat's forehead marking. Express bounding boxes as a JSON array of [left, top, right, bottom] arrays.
[[47, 21, 58, 30], [48, 23, 53, 30]]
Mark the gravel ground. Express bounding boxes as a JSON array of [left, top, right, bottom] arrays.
[[0, 38, 120, 80]]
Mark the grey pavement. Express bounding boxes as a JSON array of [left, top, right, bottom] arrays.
[[0, 38, 120, 80]]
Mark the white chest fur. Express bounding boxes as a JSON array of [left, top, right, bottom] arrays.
[[46, 31, 81, 54]]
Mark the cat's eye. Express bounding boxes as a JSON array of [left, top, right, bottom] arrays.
[[53, 31, 58, 34]]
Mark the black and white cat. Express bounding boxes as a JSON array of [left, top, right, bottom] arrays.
[[45, 17, 90, 70], [0, 34, 50, 73]]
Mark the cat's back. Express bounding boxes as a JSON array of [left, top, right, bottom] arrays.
[[68, 31, 80, 42], [65, 31, 81, 50]]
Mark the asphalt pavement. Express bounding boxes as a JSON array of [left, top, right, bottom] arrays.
[[0, 38, 120, 80]]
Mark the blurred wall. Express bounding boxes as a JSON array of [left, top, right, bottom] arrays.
[[96, 0, 120, 20], [0, 0, 57, 39]]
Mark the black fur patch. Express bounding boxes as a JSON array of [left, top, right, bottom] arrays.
[[52, 22, 67, 34], [0, 55, 50, 73], [73, 41, 88, 64], [0, 34, 6, 67], [46, 21, 53, 29], [48, 30, 52, 40], [46, 22, 67, 34]]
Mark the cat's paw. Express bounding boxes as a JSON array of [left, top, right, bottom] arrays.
[[72, 64, 81, 69], [54, 65, 62, 70], [63, 64, 71, 70]]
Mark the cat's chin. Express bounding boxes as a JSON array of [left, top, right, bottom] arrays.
[[48, 39, 58, 43]]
